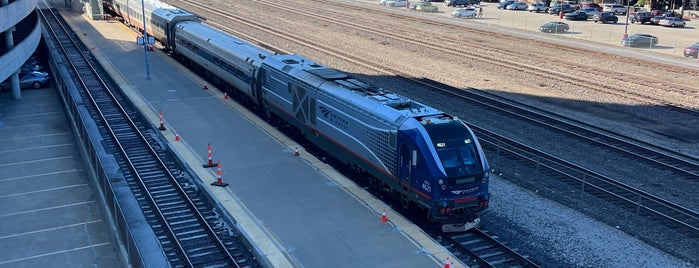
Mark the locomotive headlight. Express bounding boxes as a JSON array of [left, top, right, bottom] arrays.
[[438, 179, 444, 185]]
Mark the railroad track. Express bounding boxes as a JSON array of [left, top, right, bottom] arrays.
[[475, 127, 699, 238], [39, 6, 259, 267], [444, 229, 540, 267], [417, 79, 699, 181]]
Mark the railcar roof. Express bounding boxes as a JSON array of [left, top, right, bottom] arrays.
[[177, 22, 272, 61], [273, 55, 453, 124], [151, 7, 196, 19], [143, 0, 178, 9]]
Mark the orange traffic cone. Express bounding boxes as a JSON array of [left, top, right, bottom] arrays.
[[294, 147, 300, 156], [444, 257, 454, 268], [174, 133, 180, 141], [158, 111, 166, 131], [381, 209, 388, 223], [203, 143, 216, 168], [211, 162, 229, 187]]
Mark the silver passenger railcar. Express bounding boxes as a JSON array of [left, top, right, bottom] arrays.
[[174, 21, 272, 100], [103, 0, 199, 50]]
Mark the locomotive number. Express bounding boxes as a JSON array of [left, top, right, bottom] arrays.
[[421, 180, 432, 193]]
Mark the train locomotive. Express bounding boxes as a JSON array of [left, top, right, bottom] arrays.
[[103, 0, 491, 231]]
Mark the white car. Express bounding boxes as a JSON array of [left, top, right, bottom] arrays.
[[386, 0, 409, 7], [602, 4, 627, 15], [379, 0, 390, 5], [506, 2, 528, 10], [526, 3, 548, 12], [452, 7, 478, 18]]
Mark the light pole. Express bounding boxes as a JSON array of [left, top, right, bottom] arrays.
[[141, 0, 151, 80], [558, 1, 564, 19], [623, 0, 631, 39]]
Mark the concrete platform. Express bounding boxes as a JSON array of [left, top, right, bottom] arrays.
[[50, 2, 464, 268], [0, 88, 121, 267]]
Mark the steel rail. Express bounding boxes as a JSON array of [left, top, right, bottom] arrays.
[[38, 6, 241, 267]]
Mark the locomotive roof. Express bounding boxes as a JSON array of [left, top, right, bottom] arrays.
[[271, 55, 454, 125]]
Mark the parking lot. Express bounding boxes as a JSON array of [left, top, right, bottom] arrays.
[[366, 0, 699, 59]]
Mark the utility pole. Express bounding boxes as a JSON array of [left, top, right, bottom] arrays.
[[141, 0, 151, 80]]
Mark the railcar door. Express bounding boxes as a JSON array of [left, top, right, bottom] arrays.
[[399, 145, 413, 190], [165, 22, 172, 51]]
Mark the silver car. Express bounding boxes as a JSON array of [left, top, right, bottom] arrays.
[[506, 2, 528, 10], [0, 71, 50, 91], [386, 0, 408, 7], [452, 7, 478, 18], [527, 3, 548, 12], [658, 17, 686, 27]]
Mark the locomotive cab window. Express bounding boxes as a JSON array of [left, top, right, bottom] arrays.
[[425, 122, 483, 186]]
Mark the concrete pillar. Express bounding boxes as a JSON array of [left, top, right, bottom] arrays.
[[83, 0, 104, 20], [4, 26, 21, 100]]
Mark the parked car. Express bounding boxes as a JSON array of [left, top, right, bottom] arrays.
[[408, 1, 432, 10], [684, 42, 699, 58], [446, 0, 480, 7], [593, 12, 618, 23], [649, 15, 666, 25], [602, 4, 627, 15], [412, 1, 439, 12], [386, 0, 408, 7], [548, 4, 575, 15], [506, 2, 528, 10], [579, 7, 600, 18], [20, 62, 44, 74], [379, 0, 391, 5], [631, 12, 653, 24], [580, 2, 603, 11], [621, 33, 658, 47], [0, 71, 50, 91], [565, 10, 589, 20], [527, 3, 549, 12], [497, 0, 516, 9], [452, 7, 478, 18], [658, 17, 686, 27], [539, 21, 570, 33]]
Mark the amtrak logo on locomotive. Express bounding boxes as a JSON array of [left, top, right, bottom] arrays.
[[319, 106, 349, 131], [451, 187, 479, 195]]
